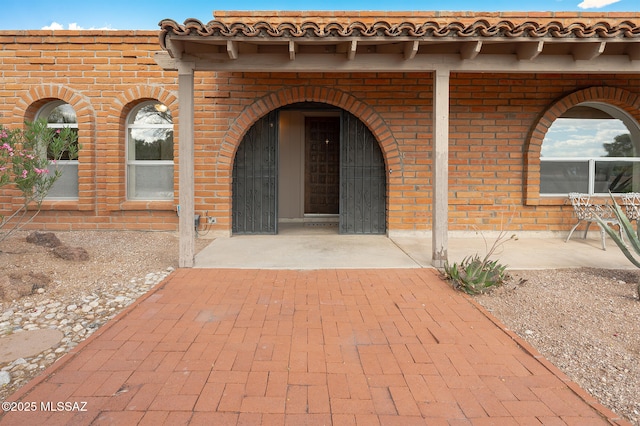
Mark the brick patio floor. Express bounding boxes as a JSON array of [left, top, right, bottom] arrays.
[[0, 269, 629, 425]]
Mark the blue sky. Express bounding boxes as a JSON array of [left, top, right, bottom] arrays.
[[2, 0, 638, 30]]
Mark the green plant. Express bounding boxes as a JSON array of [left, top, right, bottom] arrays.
[[443, 209, 516, 295], [444, 254, 508, 295], [0, 119, 78, 244], [595, 194, 640, 300]]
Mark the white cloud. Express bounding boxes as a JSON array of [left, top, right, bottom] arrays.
[[41, 22, 64, 30], [41, 22, 114, 30], [577, 0, 621, 9], [541, 118, 629, 158]]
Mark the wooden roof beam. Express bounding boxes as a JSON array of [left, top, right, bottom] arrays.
[[404, 40, 419, 60], [572, 42, 606, 61], [460, 41, 482, 60], [628, 42, 640, 61], [165, 38, 184, 59], [348, 40, 358, 61], [289, 41, 297, 61], [227, 40, 238, 60], [517, 41, 544, 61]]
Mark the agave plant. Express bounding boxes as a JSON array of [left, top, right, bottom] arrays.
[[595, 194, 640, 299], [444, 254, 508, 295]]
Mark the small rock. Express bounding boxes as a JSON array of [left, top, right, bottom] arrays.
[[0, 371, 11, 386], [52, 245, 90, 262], [26, 231, 62, 248]]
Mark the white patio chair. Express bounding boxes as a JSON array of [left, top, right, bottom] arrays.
[[565, 192, 621, 250], [621, 192, 640, 237]]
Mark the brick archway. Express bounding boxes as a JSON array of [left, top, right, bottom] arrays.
[[524, 86, 640, 204], [12, 85, 97, 211], [218, 86, 400, 234], [108, 86, 178, 124], [12, 84, 96, 129], [217, 86, 400, 173], [104, 87, 179, 207]]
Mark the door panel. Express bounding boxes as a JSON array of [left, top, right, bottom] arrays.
[[340, 112, 386, 234], [232, 111, 278, 234], [305, 117, 340, 214]]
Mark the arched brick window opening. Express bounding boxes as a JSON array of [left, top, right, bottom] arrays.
[[36, 101, 79, 200], [525, 87, 640, 205], [125, 101, 174, 201], [540, 102, 640, 195]]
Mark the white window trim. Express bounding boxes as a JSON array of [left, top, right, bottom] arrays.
[[541, 157, 640, 197], [37, 101, 79, 200], [125, 102, 174, 201]]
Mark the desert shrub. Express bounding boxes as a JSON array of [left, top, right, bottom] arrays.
[[0, 119, 78, 243], [444, 255, 508, 295], [442, 209, 515, 295], [596, 194, 640, 300]]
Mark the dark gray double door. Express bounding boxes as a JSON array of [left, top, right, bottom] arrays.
[[232, 110, 385, 235]]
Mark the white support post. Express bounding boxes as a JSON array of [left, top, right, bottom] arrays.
[[432, 67, 450, 268], [178, 61, 195, 268]]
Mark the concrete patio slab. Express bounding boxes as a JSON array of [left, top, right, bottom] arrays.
[[195, 230, 635, 270]]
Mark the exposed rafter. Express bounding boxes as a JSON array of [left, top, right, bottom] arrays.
[[404, 41, 419, 60], [628, 43, 640, 61], [460, 41, 482, 60], [289, 41, 297, 61], [517, 41, 544, 61], [348, 40, 358, 61], [165, 38, 183, 59], [226, 40, 238, 60], [572, 42, 606, 61]]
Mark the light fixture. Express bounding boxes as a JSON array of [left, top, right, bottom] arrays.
[[154, 103, 168, 113]]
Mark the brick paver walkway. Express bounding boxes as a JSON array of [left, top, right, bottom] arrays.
[[0, 269, 627, 425]]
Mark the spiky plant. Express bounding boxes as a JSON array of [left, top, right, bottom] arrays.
[[443, 208, 516, 295], [595, 194, 640, 300], [444, 255, 508, 295]]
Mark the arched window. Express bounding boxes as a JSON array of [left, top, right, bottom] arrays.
[[37, 101, 79, 199], [540, 102, 640, 195], [126, 101, 174, 200]]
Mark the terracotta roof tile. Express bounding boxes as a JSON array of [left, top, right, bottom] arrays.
[[159, 10, 640, 48]]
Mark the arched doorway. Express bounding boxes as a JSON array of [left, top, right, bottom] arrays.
[[232, 104, 386, 235]]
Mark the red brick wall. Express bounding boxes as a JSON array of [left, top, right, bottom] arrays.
[[1, 30, 639, 234], [0, 31, 178, 231]]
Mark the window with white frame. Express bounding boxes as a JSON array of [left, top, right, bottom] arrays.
[[37, 101, 79, 199], [126, 101, 174, 200], [540, 103, 640, 196]]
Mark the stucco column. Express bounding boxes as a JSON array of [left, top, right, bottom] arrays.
[[432, 67, 450, 268], [177, 61, 195, 268]]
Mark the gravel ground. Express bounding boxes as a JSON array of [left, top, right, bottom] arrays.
[[0, 231, 208, 402], [475, 268, 640, 425], [0, 231, 638, 424]]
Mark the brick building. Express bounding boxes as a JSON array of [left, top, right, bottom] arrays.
[[1, 11, 639, 267]]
